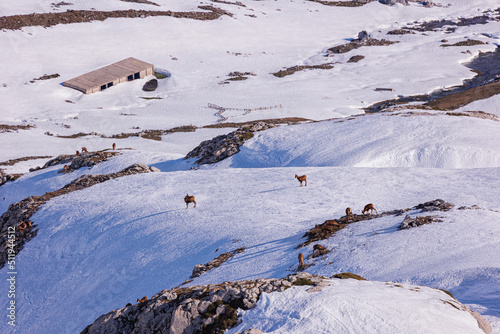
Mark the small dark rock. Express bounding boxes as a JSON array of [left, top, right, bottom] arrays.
[[142, 78, 158, 92]]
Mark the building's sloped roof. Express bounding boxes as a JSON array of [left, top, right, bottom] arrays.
[[63, 57, 154, 91]]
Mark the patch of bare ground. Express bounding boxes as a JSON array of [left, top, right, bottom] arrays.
[[0, 163, 159, 269], [120, 0, 160, 6], [0, 124, 35, 133], [347, 55, 364, 63], [445, 110, 498, 121], [202, 117, 312, 128], [425, 80, 500, 111], [212, 0, 246, 7], [0, 156, 52, 166], [307, 0, 374, 7], [298, 199, 455, 247], [191, 247, 246, 278], [441, 39, 485, 47], [327, 35, 398, 54], [55, 125, 197, 141], [272, 63, 334, 78], [404, 15, 495, 33], [30, 73, 60, 83], [0, 5, 232, 30], [387, 29, 414, 35]]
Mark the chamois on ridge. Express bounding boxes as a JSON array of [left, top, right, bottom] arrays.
[[295, 174, 307, 187]]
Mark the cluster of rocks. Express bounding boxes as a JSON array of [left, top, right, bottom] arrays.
[[185, 122, 275, 165], [379, 0, 434, 7], [414, 199, 455, 212], [30, 151, 118, 173], [399, 215, 444, 230], [0, 163, 158, 269], [0, 171, 21, 187], [191, 247, 246, 278], [80, 273, 326, 334], [272, 63, 334, 78], [327, 30, 398, 55], [300, 199, 455, 247]]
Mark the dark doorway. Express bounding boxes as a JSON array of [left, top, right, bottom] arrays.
[[127, 75, 134, 81], [100, 85, 106, 91], [134, 72, 140, 80], [107, 82, 113, 88]]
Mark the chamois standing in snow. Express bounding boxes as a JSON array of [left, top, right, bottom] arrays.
[[112, 143, 116, 150], [298, 253, 304, 268], [76, 150, 80, 156], [295, 174, 307, 187], [345, 207, 352, 221], [184, 195, 196, 209], [63, 165, 69, 173], [362, 203, 378, 215], [81, 147, 88, 153]]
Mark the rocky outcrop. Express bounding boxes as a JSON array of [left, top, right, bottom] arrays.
[[327, 30, 398, 54], [299, 199, 455, 246], [142, 78, 158, 92], [81, 273, 322, 334], [30, 151, 118, 173], [185, 122, 275, 165], [414, 199, 455, 212], [399, 215, 443, 230], [191, 247, 246, 278], [0, 163, 158, 269]]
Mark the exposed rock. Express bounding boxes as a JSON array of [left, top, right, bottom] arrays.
[[415, 199, 455, 212], [185, 122, 275, 165], [0, 163, 155, 269], [458, 205, 482, 210], [81, 273, 323, 334], [327, 32, 398, 54], [399, 215, 443, 230], [191, 247, 246, 278], [142, 78, 158, 92], [378, 0, 409, 5], [30, 150, 119, 173]]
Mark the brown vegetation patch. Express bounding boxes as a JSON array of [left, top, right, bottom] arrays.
[[332, 272, 366, 280], [425, 80, 500, 111], [387, 29, 414, 35], [0, 6, 232, 30], [0, 124, 35, 133], [307, 0, 373, 7], [120, 0, 160, 6], [272, 63, 334, 78], [441, 39, 485, 47], [30, 73, 60, 83], [212, 0, 246, 6], [446, 110, 498, 121], [347, 55, 365, 63], [328, 38, 398, 54], [404, 15, 493, 33], [0, 163, 157, 270]]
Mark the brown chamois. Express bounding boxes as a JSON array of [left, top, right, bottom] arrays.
[[63, 165, 69, 173], [112, 143, 116, 150], [295, 174, 307, 187], [81, 147, 88, 153], [19, 221, 27, 230], [184, 195, 196, 209], [313, 244, 326, 252], [362, 203, 378, 215], [76, 150, 80, 156], [298, 253, 304, 268], [137, 296, 148, 303], [345, 207, 352, 221]]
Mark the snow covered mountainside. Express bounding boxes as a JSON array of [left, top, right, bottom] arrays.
[[1, 0, 500, 333]]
